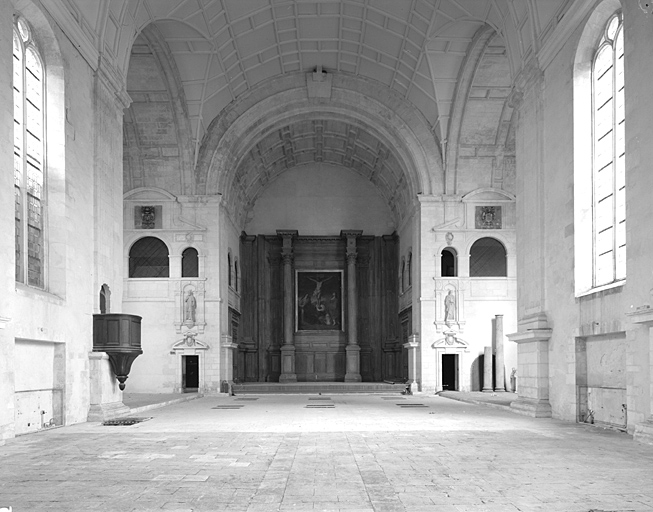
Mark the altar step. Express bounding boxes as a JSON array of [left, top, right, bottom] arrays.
[[232, 382, 407, 395]]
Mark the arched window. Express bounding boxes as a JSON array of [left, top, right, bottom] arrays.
[[407, 252, 412, 287], [182, 247, 199, 277], [234, 258, 239, 292], [129, 237, 169, 278], [574, 4, 625, 295], [400, 257, 406, 293], [592, 12, 625, 287], [228, 251, 232, 287], [14, 16, 45, 288], [470, 238, 507, 277], [441, 248, 457, 277]]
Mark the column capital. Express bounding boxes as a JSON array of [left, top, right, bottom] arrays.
[[96, 54, 131, 110], [277, 229, 299, 240], [342, 230, 362, 258]]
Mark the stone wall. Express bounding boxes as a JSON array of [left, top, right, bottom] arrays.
[[0, 0, 128, 442], [513, 0, 653, 433]]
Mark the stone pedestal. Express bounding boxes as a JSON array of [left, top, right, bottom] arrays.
[[344, 345, 362, 382], [279, 345, 298, 383], [221, 337, 238, 385], [87, 352, 129, 422], [628, 308, 653, 445], [482, 346, 493, 392], [494, 314, 506, 392], [404, 335, 420, 393], [507, 326, 552, 417]]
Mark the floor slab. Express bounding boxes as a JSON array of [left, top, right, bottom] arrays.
[[1, 394, 652, 511]]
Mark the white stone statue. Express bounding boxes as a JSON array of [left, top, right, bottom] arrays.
[[185, 290, 197, 323], [444, 290, 456, 323]]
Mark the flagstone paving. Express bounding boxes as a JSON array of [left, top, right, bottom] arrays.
[[1, 393, 652, 511]]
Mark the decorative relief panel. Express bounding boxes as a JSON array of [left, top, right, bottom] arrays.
[[134, 205, 162, 229], [475, 206, 501, 229]]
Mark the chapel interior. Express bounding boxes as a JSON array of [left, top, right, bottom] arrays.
[[2, 0, 653, 448]]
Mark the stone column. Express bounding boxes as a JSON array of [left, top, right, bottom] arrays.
[[278, 231, 298, 383], [507, 313, 552, 417], [404, 334, 420, 393], [342, 230, 362, 382], [494, 314, 506, 392], [483, 346, 493, 392]]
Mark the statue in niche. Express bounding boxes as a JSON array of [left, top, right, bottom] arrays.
[[444, 290, 456, 324], [185, 290, 197, 324]]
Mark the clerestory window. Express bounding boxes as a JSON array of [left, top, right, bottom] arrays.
[[14, 16, 45, 288]]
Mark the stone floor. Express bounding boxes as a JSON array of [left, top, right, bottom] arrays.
[[1, 393, 653, 512]]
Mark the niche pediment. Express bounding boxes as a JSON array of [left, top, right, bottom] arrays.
[[462, 188, 515, 203], [124, 187, 177, 202]]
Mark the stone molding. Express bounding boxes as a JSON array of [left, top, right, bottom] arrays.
[[506, 328, 553, 344]]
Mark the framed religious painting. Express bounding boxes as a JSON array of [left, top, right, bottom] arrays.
[[295, 270, 344, 331]]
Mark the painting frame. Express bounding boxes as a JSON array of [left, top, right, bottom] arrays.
[[295, 270, 344, 332]]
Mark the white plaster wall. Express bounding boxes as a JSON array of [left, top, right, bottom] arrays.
[[245, 163, 395, 236], [0, 0, 129, 440], [123, 196, 223, 393], [515, 0, 652, 429]]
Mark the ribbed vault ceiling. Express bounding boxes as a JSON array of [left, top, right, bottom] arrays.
[[233, 119, 408, 219]]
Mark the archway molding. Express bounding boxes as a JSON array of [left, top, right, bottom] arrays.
[[195, 72, 443, 226]]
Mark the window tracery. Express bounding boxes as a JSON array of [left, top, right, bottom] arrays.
[[14, 16, 45, 288]]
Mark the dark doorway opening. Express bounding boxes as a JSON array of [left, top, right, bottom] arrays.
[[183, 355, 199, 391], [442, 354, 458, 390]]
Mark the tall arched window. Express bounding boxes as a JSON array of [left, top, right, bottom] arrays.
[[470, 238, 507, 277], [14, 16, 45, 288], [592, 12, 625, 287], [407, 252, 412, 288], [129, 237, 169, 278], [182, 247, 199, 277], [228, 252, 232, 287], [441, 248, 457, 277], [234, 258, 239, 292]]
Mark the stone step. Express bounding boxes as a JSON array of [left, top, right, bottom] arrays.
[[232, 382, 407, 395]]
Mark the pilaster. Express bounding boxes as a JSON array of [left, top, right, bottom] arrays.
[[628, 308, 653, 445], [507, 314, 552, 417]]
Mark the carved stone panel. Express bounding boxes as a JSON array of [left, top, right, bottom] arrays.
[[134, 205, 162, 229], [475, 206, 502, 229]]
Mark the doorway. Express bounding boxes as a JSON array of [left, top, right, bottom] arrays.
[[442, 354, 458, 391], [182, 355, 199, 391]]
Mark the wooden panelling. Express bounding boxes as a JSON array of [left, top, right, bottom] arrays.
[[240, 233, 399, 382]]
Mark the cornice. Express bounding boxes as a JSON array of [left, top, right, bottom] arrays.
[[537, 0, 597, 70], [41, 0, 99, 70]]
